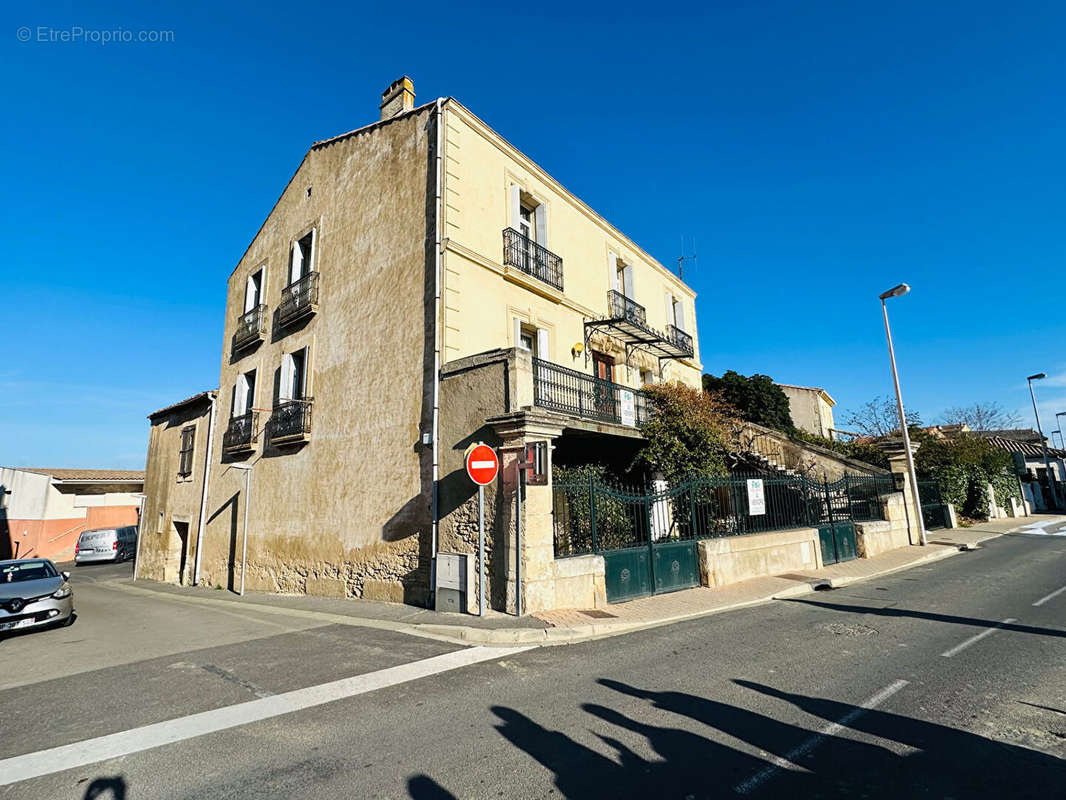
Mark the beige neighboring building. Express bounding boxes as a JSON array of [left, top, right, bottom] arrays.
[[141, 391, 217, 584], [141, 77, 701, 613], [777, 383, 836, 438]]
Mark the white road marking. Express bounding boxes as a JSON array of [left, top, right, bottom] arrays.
[[1015, 517, 1066, 536], [940, 618, 1016, 658], [1033, 585, 1066, 607], [0, 645, 531, 787], [734, 679, 909, 795]]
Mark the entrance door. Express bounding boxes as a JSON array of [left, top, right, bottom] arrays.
[[592, 352, 615, 419], [173, 521, 189, 585]]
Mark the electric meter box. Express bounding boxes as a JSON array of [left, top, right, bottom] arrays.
[[434, 552, 474, 614]]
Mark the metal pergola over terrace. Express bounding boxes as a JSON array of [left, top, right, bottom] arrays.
[[584, 290, 694, 376]]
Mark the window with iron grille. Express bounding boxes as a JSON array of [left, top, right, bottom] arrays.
[[178, 425, 195, 477]]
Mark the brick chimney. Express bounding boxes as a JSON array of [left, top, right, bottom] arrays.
[[380, 76, 415, 121]]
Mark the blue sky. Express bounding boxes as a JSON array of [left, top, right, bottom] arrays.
[[2, 0, 1064, 468]]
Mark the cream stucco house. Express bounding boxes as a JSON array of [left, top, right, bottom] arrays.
[[140, 78, 702, 613], [776, 383, 836, 439]]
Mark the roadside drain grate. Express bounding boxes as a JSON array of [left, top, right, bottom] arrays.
[[579, 609, 618, 619]]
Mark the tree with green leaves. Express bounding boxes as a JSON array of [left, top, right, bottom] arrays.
[[702, 370, 794, 433], [632, 382, 737, 484]]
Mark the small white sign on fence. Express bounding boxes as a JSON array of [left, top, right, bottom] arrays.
[[619, 389, 636, 427], [747, 478, 766, 516]]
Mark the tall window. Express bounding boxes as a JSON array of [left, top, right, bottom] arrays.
[[178, 426, 196, 477], [244, 269, 263, 313], [280, 349, 307, 402], [667, 294, 686, 331], [234, 369, 257, 417], [290, 230, 315, 285]]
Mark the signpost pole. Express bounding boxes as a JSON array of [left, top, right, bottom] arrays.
[[478, 484, 486, 618]]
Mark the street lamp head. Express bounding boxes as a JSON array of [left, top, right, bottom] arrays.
[[879, 283, 910, 300], [1028, 373, 1047, 382]]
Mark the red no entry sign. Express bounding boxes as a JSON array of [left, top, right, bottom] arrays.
[[466, 443, 499, 485]]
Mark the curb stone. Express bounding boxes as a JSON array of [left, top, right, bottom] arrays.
[[114, 533, 1001, 648]]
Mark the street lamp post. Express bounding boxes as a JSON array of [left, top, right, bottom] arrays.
[[1027, 374, 1061, 510], [230, 462, 253, 595], [1056, 412, 1066, 450], [880, 283, 927, 545], [1053, 430, 1064, 451]]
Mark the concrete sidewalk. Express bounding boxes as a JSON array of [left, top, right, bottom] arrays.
[[114, 515, 1051, 646]]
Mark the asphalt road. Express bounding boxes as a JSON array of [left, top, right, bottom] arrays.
[[2, 531, 1065, 799]]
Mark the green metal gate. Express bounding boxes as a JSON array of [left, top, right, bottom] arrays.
[[554, 472, 896, 603], [918, 481, 949, 530]]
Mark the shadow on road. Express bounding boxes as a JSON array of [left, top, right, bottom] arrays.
[[82, 775, 126, 799], [413, 678, 1065, 798], [785, 597, 1066, 639]]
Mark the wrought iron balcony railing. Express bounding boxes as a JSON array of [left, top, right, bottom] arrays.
[[666, 324, 694, 357], [502, 228, 564, 292], [222, 410, 258, 453], [267, 399, 313, 444], [532, 358, 648, 427], [232, 305, 267, 352], [279, 272, 319, 327], [606, 289, 649, 329]]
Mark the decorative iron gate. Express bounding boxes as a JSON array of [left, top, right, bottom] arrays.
[[918, 481, 949, 530], [554, 473, 896, 603]]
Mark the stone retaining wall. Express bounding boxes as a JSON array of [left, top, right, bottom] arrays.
[[697, 527, 821, 589]]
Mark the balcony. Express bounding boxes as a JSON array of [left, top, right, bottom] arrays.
[[666, 324, 694, 358], [267, 399, 313, 445], [584, 290, 694, 367], [279, 272, 319, 328], [502, 228, 564, 292], [532, 358, 648, 427], [232, 305, 267, 352], [222, 410, 259, 454]]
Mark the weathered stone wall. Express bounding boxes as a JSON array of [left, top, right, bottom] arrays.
[[740, 421, 887, 480], [140, 397, 213, 584], [199, 106, 436, 604]]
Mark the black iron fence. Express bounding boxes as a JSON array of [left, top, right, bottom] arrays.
[[232, 305, 266, 351], [502, 228, 564, 291], [532, 358, 648, 427], [222, 410, 258, 452], [554, 472, 897, 557], [267, 399, 313, 442], [279, 272, 319, 326]]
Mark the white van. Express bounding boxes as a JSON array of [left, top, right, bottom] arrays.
[[75, 526, 138, 565]]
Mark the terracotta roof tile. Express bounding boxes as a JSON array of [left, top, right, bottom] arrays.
[[10, 468, 145, 482]]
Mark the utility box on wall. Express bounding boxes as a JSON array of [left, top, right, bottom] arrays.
[[434, 552, 474, 613]]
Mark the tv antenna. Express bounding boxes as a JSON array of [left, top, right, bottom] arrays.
[[677, 235, 697, 281]]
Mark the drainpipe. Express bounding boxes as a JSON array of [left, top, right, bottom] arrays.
[[429, 97, 445, 602], [192, 391, 217, 585]]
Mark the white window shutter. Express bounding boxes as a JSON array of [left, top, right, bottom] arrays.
[[245, 275, 257, 312], [535, 204, 547, 246], [513, 317, 523, 349], [666, 293, 675, 327], [290, 241, 303, 284], [675, 299, 686, 332], [622, 264, 634, 299], [235, 374, 249, 416], [280, 354, 294, 402], [609, 253, 619, 292], [509, 184, 522, 231], [308, 229, 317, 273], [536, 328, 550, 361]]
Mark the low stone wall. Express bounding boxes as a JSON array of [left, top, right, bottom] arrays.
[[853, 520, 910, 559], [543, 554, 607, 611], [697, 527, 821, 589]]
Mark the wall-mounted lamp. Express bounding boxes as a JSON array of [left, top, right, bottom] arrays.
[[571, 342, 584, 357]]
